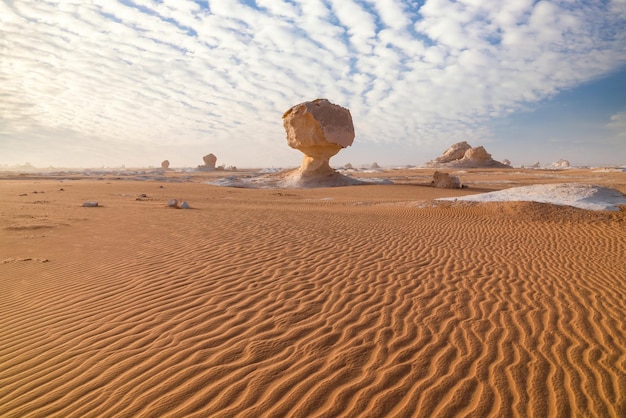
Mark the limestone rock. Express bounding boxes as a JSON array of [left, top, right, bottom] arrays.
[[432, 171, 462, 189], [433, 141, 472, 164], [551, 159, 570, 168], [427, 142, 509, 168], [161, 160, 170, 170], [283, 98, 354, 176], [502, 159, 511, 166], [197, 153, 217, 171], [167, 199, 178, 208]]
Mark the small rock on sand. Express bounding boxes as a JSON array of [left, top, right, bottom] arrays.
[[82, 201, 99, 207], [167, 199, 179, 208], [179, 201, 190, 209]]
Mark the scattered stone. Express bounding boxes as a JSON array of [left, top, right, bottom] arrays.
[[82, 201, 99, 207], [179, 201, 190, 209], [167, 199, 179, 208], [432, 171, 462, 189]]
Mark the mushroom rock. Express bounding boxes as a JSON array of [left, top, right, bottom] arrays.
[[283, 99, 354, 175], [281, 98, 361, 187], [432, 171, 462, 189], [197, 153, 217, 171], [502, 159, 511, 166], [161, 160, 170, 170], [203, 154, 217, 167]]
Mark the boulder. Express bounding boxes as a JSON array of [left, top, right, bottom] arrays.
[[161, 160, 170, 170], [432, 171, 462, 189]]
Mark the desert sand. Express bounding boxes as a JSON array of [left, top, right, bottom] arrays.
[[1, 168, 625, 417]]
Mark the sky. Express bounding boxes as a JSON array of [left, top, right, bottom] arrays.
[[1, 0, 625, 169]]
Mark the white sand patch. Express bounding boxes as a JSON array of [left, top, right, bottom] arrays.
[[439, 183, 626, 211]]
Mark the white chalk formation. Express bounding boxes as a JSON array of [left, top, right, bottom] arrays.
[[432, 171, 462, 189], [427, 141, 510, 168], [197, 153, 217, 171], [281, 98, 362, 187]]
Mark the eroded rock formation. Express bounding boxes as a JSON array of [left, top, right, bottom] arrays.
[[432, 171, 462, 189], [550, 159, 571, 169], [281, 98, 361, 187], [427, 142, 509, 168], [283, 99, 354, 174], [161, 160, 170, 170], [197, 153, 217, 171]]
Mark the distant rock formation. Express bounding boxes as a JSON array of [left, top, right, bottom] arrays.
[[502, 159, 511, 166], [161, 160, 170, 170], [530, 161, 541, 168], [281, 98, 361, 187], [426, 141, 509, 168], [197, 153, 217, 171], [550, 159, 570, 169], [432, 171, 462, 189], [432, 141, 472, 164]]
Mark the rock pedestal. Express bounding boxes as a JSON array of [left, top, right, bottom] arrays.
[[197, 153, 217, 171], [283, 99, 354, 176]]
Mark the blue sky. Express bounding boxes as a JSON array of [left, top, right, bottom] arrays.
[[1, 0, 625, 168]]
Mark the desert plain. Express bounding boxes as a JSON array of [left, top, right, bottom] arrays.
[[1, 167, 625, 417]]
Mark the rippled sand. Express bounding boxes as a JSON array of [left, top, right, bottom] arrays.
[[1, 169, 625, 417]]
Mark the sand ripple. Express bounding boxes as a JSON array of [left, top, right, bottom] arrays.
[[1, 188, 625, 417]]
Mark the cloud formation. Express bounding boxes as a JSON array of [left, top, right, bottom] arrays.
[[1, 0, 625, 167]]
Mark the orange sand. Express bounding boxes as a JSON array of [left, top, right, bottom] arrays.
[[1, 169, 625, 417]]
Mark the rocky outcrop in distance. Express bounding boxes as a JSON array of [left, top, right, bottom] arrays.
[[197, 153, 217, 171], [426, 141, 510, 168]]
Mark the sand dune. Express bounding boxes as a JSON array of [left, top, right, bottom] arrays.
[[1, 171, 625, 417]]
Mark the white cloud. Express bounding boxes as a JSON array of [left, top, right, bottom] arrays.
[[607, 111, 626, 136], [0, 0, 625, 167]]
